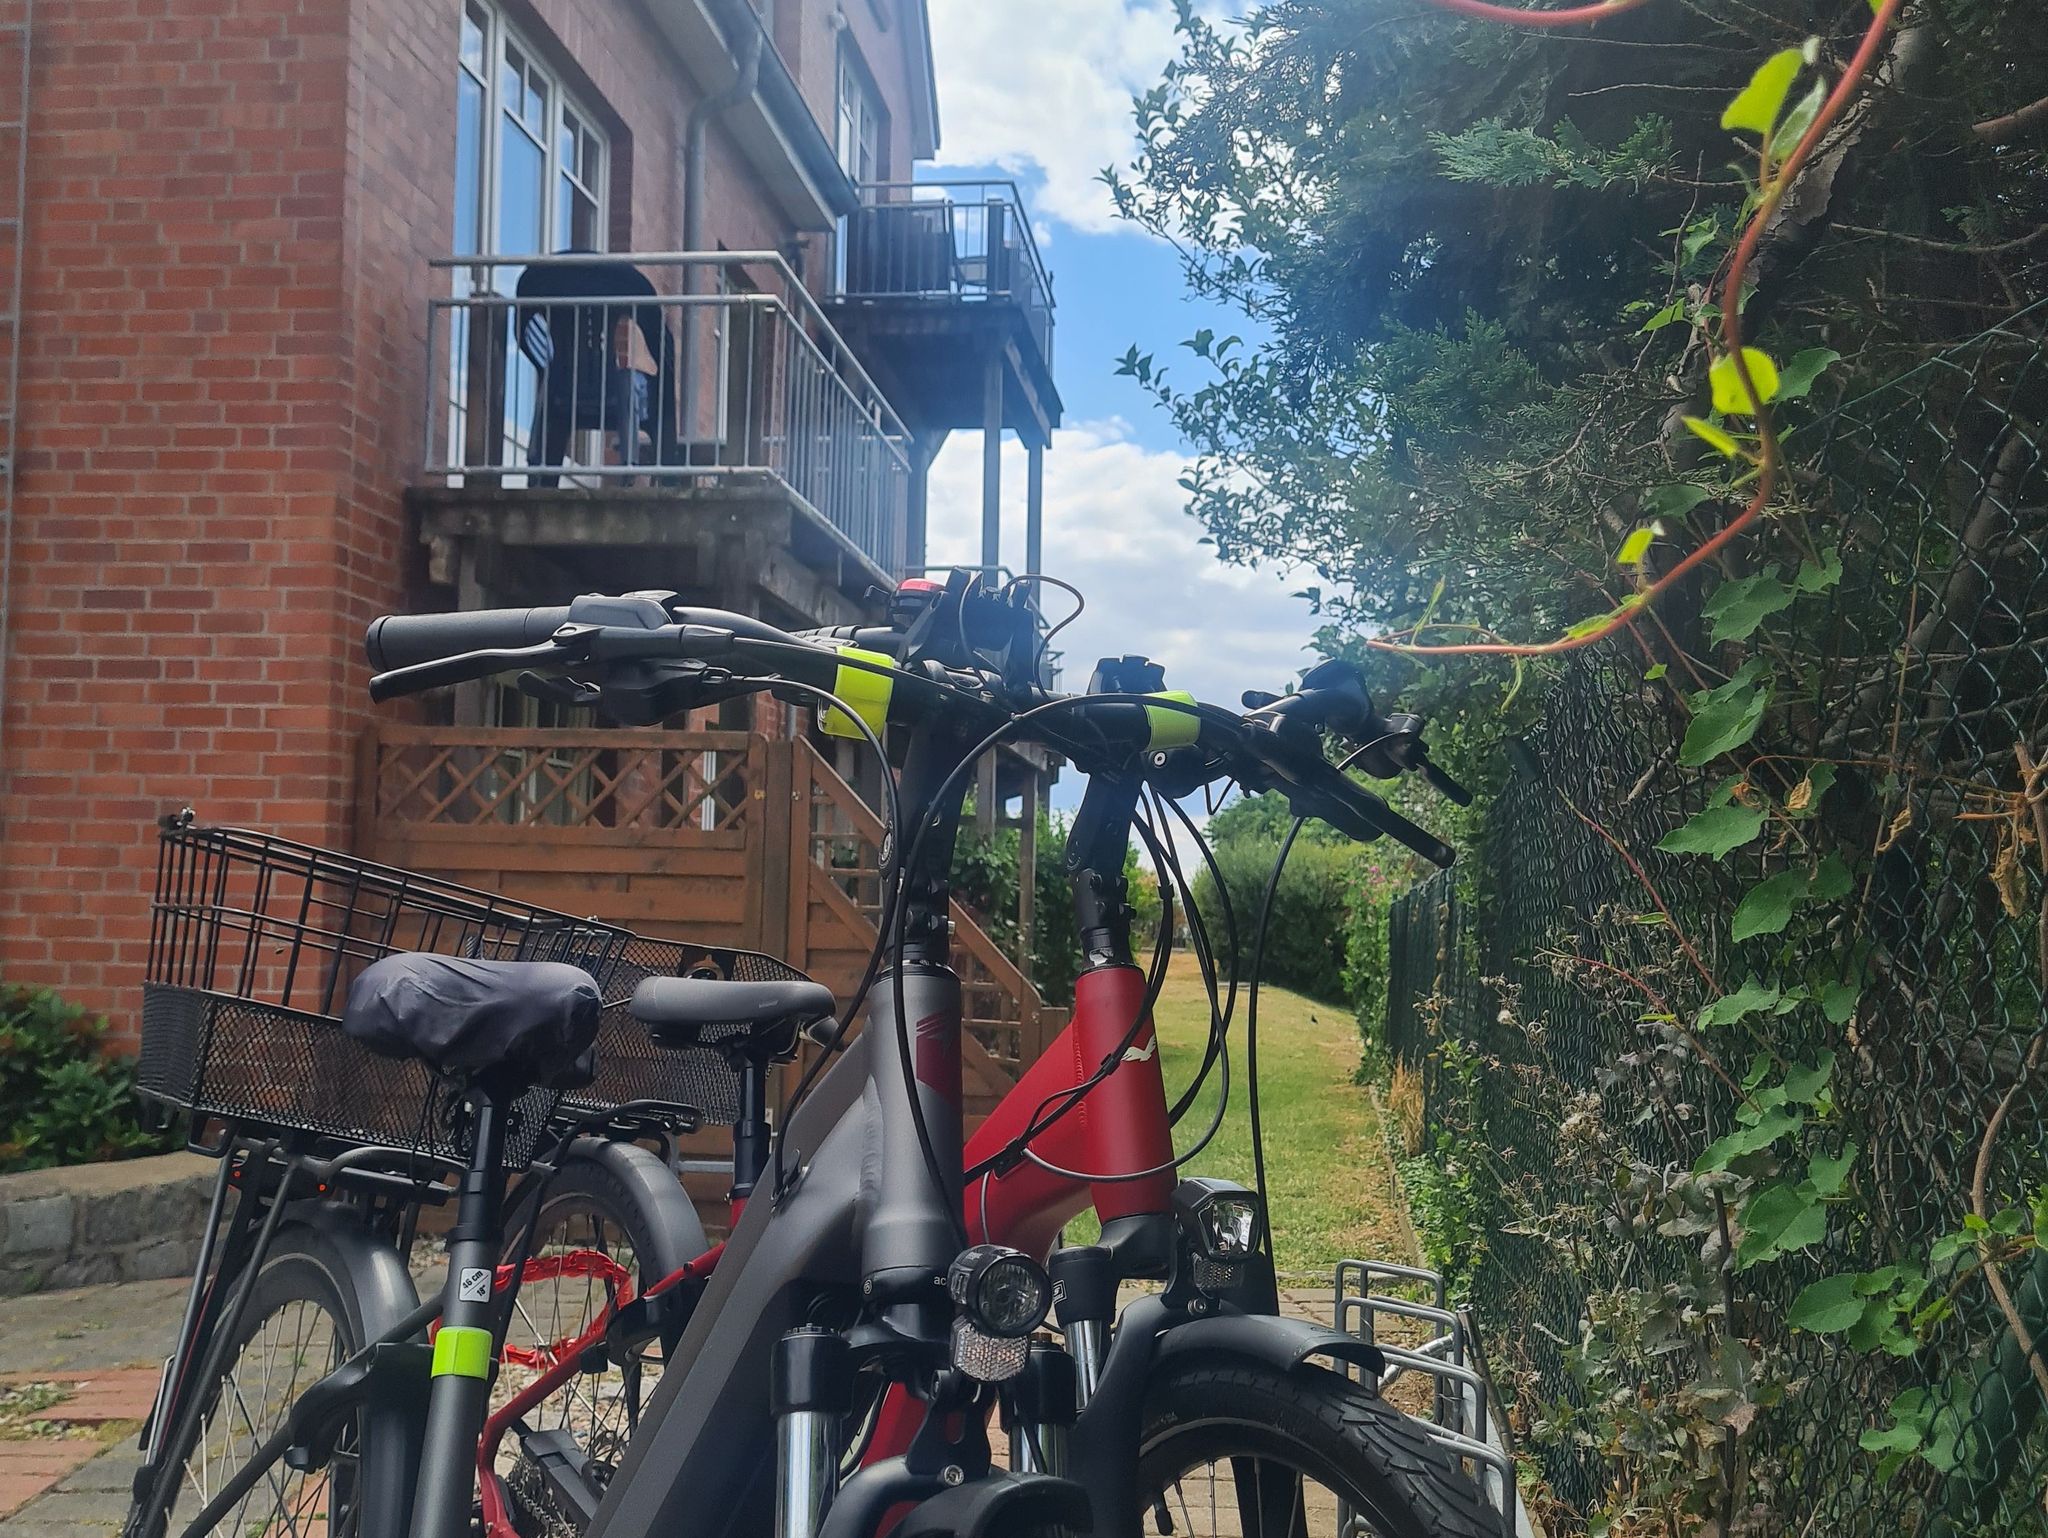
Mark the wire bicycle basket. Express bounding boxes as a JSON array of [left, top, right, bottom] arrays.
[[139, 813, 633, 1168]]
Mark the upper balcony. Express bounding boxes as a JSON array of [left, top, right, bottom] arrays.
[[822, 181, 1062, 447], [410, 251, 913, 624]]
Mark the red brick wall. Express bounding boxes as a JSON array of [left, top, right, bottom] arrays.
[[0, 0, 924, 1041], [0, 0, 355, 1040]]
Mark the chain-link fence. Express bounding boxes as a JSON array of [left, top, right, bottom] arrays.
[[1384, 305, 2048, 1532]]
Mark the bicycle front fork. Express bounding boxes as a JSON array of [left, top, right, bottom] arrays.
[[414, 1087, 511, 1538]]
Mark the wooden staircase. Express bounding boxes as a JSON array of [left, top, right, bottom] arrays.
[[357, 724, 1067, 1124]]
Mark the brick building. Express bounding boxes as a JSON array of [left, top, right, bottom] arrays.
[[0, 0, 1062, 1054]]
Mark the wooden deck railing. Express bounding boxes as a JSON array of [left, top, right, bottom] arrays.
[[357, 724, 1065, 1101]]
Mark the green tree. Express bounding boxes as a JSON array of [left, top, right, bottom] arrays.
[[1111, 0, 2048, 709]]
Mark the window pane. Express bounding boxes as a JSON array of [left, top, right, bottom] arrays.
[[500, 42, 523, 123], [498, 124, 544, 253], [455, 71, 484, 253], [559, 178, 599, 250], [460, 3, 486, 78]]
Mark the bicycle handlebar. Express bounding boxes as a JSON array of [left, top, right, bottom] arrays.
[[362, 585, 1461, 867]]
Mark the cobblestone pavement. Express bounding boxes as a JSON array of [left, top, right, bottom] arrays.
[[0, 1276, 1354, 1535]]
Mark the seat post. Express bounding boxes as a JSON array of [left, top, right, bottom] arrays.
[[414, 1081, 511, 1538], [730, 1053, 771, 1205]]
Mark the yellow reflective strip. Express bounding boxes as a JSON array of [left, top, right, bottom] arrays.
[[822, 646, 896, 740], [431, 1325, 493, 1380], [1144, 690, 1200, 749]]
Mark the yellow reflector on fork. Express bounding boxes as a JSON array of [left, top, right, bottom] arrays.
[[822, 646, 896, 739]]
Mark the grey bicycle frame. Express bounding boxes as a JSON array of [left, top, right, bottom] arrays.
[[588, 964, 963, 1538]]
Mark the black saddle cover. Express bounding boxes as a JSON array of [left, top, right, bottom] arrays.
[[343, 954, 602, 1091]]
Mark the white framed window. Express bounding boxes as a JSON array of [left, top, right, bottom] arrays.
[[455, 0, 609, 262], [450, 0, 612, 468], [835, 42, 886, 187]]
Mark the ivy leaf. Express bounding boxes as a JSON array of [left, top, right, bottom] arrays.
[[1808, 1140, 1858, 1197], [1700, 977, 1781, 1027], [1645, 483, 1712, 520], [1657, 803, 1766, 859], [1785, 763, 1836, 818], [1722, 49, 1805, 138], [1616, 524, 1658, 568], [1819, 978, 1860, 1024], [1681, 665, 1770, 765], [1776, 347, 1841, 402], [1737, 1181, 1828, 1267], [1639, 298, 1687, 333], [1781, 1052, 1836, 1104], [1793, 549, 1844, 592], [1732, 869, 1809, 940], [1810, 854, 1854, 903], [1769, 80, 1828, 160], [1788, 1273, 1866, 1333], [1683, 415, 1742, 459], [1709, 348, 1783, 416], [1695, 1108, 1803, 1175], [1702, 571, 1794, 643], [1644, 662, 1668, 681]]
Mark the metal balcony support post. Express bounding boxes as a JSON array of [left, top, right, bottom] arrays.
[[1025, 436, 1043, 579], [981, 352, 1003, 574]]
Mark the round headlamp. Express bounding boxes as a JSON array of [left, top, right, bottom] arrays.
[[947, 1244, 1051, 1339]]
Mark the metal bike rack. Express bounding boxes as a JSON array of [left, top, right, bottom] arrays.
[[1332, 1259, 1527, 1538]]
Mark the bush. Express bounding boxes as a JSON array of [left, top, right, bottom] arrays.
[[1190, 835, 1363, 1005], [0, 981, 176, 1173]]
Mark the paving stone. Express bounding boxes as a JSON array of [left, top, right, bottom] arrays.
[[51, 1443, 141, 1496], [0, 1278, 188, 1377], [0, 1440, 100, 1522]]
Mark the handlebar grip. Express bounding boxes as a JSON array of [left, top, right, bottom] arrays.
[[365, 606, 573, 671], [1326, 786, 1456, 869]]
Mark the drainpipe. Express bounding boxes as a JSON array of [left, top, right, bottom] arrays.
[[680, 0, 770, 439]]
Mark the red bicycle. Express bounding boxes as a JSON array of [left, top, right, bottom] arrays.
[[429, 571, 1495, 1538]]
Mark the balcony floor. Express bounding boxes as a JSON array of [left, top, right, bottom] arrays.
[[406, 478, 889, 625], [821, 298, 1060, 445]]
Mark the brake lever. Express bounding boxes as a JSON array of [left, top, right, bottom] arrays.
[[517, 672, 601, 710]]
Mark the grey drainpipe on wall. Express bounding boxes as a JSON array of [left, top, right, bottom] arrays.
[[680, 0, 771, 438]]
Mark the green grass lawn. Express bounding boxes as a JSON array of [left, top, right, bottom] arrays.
[[1063, 958, 1419, 1279]]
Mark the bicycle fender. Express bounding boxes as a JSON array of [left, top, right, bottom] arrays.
[[1151, 1311, 1386, 1378], [556, 1135, 713, 1274], [1067, 1296, 1386, 1538]]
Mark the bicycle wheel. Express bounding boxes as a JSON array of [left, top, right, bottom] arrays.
[[1135, 1357, 1498, 1538], [494, 1140, 708, 1533], [141, 1228, 415, 1538]]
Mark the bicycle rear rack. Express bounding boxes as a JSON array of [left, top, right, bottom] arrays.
[[1332, 1259, 1530, 1538]]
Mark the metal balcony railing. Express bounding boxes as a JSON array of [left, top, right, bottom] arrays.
[[835, 181, 1054, 366], [423, 251, 914, 578]]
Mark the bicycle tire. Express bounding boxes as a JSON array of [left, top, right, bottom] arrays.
[[1135, 1355, 1499, 1538], [128, 1223, 418, 1538], [494, 1139, 709, 1534]]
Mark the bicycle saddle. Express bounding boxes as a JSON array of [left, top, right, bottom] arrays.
[[630, 975, 835, 1058], [342, 953, 602, 1091]]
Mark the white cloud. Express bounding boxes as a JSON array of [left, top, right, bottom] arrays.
[[926, 419, 1325, 776], [927, 0, 1183, 233]]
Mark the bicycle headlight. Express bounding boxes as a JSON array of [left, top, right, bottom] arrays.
[[1173, 1178, 1265, 1264], [947, 1244, 1051, 1339]]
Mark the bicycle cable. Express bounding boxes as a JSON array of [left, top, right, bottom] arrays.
[[1244, 816, 1306, 1252]]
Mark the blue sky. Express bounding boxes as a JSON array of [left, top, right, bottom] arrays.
[[915, 0, 1327, 813]]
